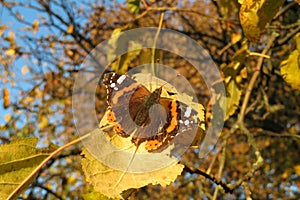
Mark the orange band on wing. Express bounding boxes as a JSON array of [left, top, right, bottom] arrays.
[[166, 100, 179, 133], [111, 83, 140, 104]]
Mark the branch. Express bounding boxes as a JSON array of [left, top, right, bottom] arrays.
[[132, 7, 239, 24], [212, 140, 227, 200], [255, 130, 300, 140], [273, 1, 297, 20], [238, 32, 279, 123], [184, 166, 233, 194]]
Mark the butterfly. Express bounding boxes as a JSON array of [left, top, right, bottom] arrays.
[[102, 72, 203, 152]]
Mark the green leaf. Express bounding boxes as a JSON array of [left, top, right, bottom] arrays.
[[127, 0, 141, 13], [107, 28, 124, 65], [107, 28, 142, 74], [218, 79, 241, 121], [0, 138, 55, 200], [239, 0, 285, 41], [280, 50, 300, 91], [225, 80, 241, 120]]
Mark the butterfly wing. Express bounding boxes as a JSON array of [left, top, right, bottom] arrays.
[[140, 97, 180, 151], [145, 98, 203, 152], [103, 73, 151, 136]]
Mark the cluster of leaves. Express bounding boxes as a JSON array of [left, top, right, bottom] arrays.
[[0, 0, 300, 199]]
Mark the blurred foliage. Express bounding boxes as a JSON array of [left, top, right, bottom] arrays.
[[0, 0, 300, 199]]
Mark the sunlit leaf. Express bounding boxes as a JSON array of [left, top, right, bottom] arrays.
[[38, 115, 48, 129], [231, 33, 242, 44], [107, 28, 124, 65], [280, 50, 300, 90], [127, 0, 141, 13], [6, 49, 15, 56], [81, 147, 184, 199], [32, 19, 39, 33], [221, 80, 241, 120], [0, 138, 55, 200], [67, 25, 74, 34], [21, 66, 28, 75], [107, 28, 142, 73], [4, 114, 11, 122], [239, 0, 285, 41], [294, 165, 300, 176], [83, 191, 115, 200], [2, 88, 10, 109]]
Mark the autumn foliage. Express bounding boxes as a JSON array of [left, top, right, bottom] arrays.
[[0, 0, 300, 199]]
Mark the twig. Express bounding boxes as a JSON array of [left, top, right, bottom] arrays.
[[255, 130, 300, 140], [206, 146, 222, 174], [238, 32, 279, 124], [273, 1, 297, 20], [212, 140, 227, 200], [242, 182, 252, 199], [151, 11, 165, 74], [141, 0, 149, 9], [131, 7, 238, 24], [277, 25, 300, 45], [230, 123, 264, 190], [267, 21, 300, 30], [184, 166, 233, 194]]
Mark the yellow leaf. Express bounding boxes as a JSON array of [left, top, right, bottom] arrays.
[[81, 146, 184, 199], [218, 79, 241, 120], [294, 165, 300, 176], [8, 31, 15, 40], [2, 89, 10, 109], [23, 97, 34, 103], [280, 50, 300, 90], [67, 25, 74, 34], [239, 0, 285, 42], [83, 191, 113, 200], [127, 0, 141, 13], [68, 175, 76, 184], [281, 171, 289, 179], [6, 49, 15, 56], [3, 88, 9, 96], [38, 116, 48, 129], [231, 33, 242, 44], [34, 87, 43, 98], [4, 114, 11, 122], [67, 50, 74, 57], [21, 66, 28, 75], [32, 19, 39, 29]]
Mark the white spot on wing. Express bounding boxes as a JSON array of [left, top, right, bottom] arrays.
[[110, 83, 116, 88], [184, 107, 192, 117], [117, 75, 126, 84], [184, 120, 189, 125]]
